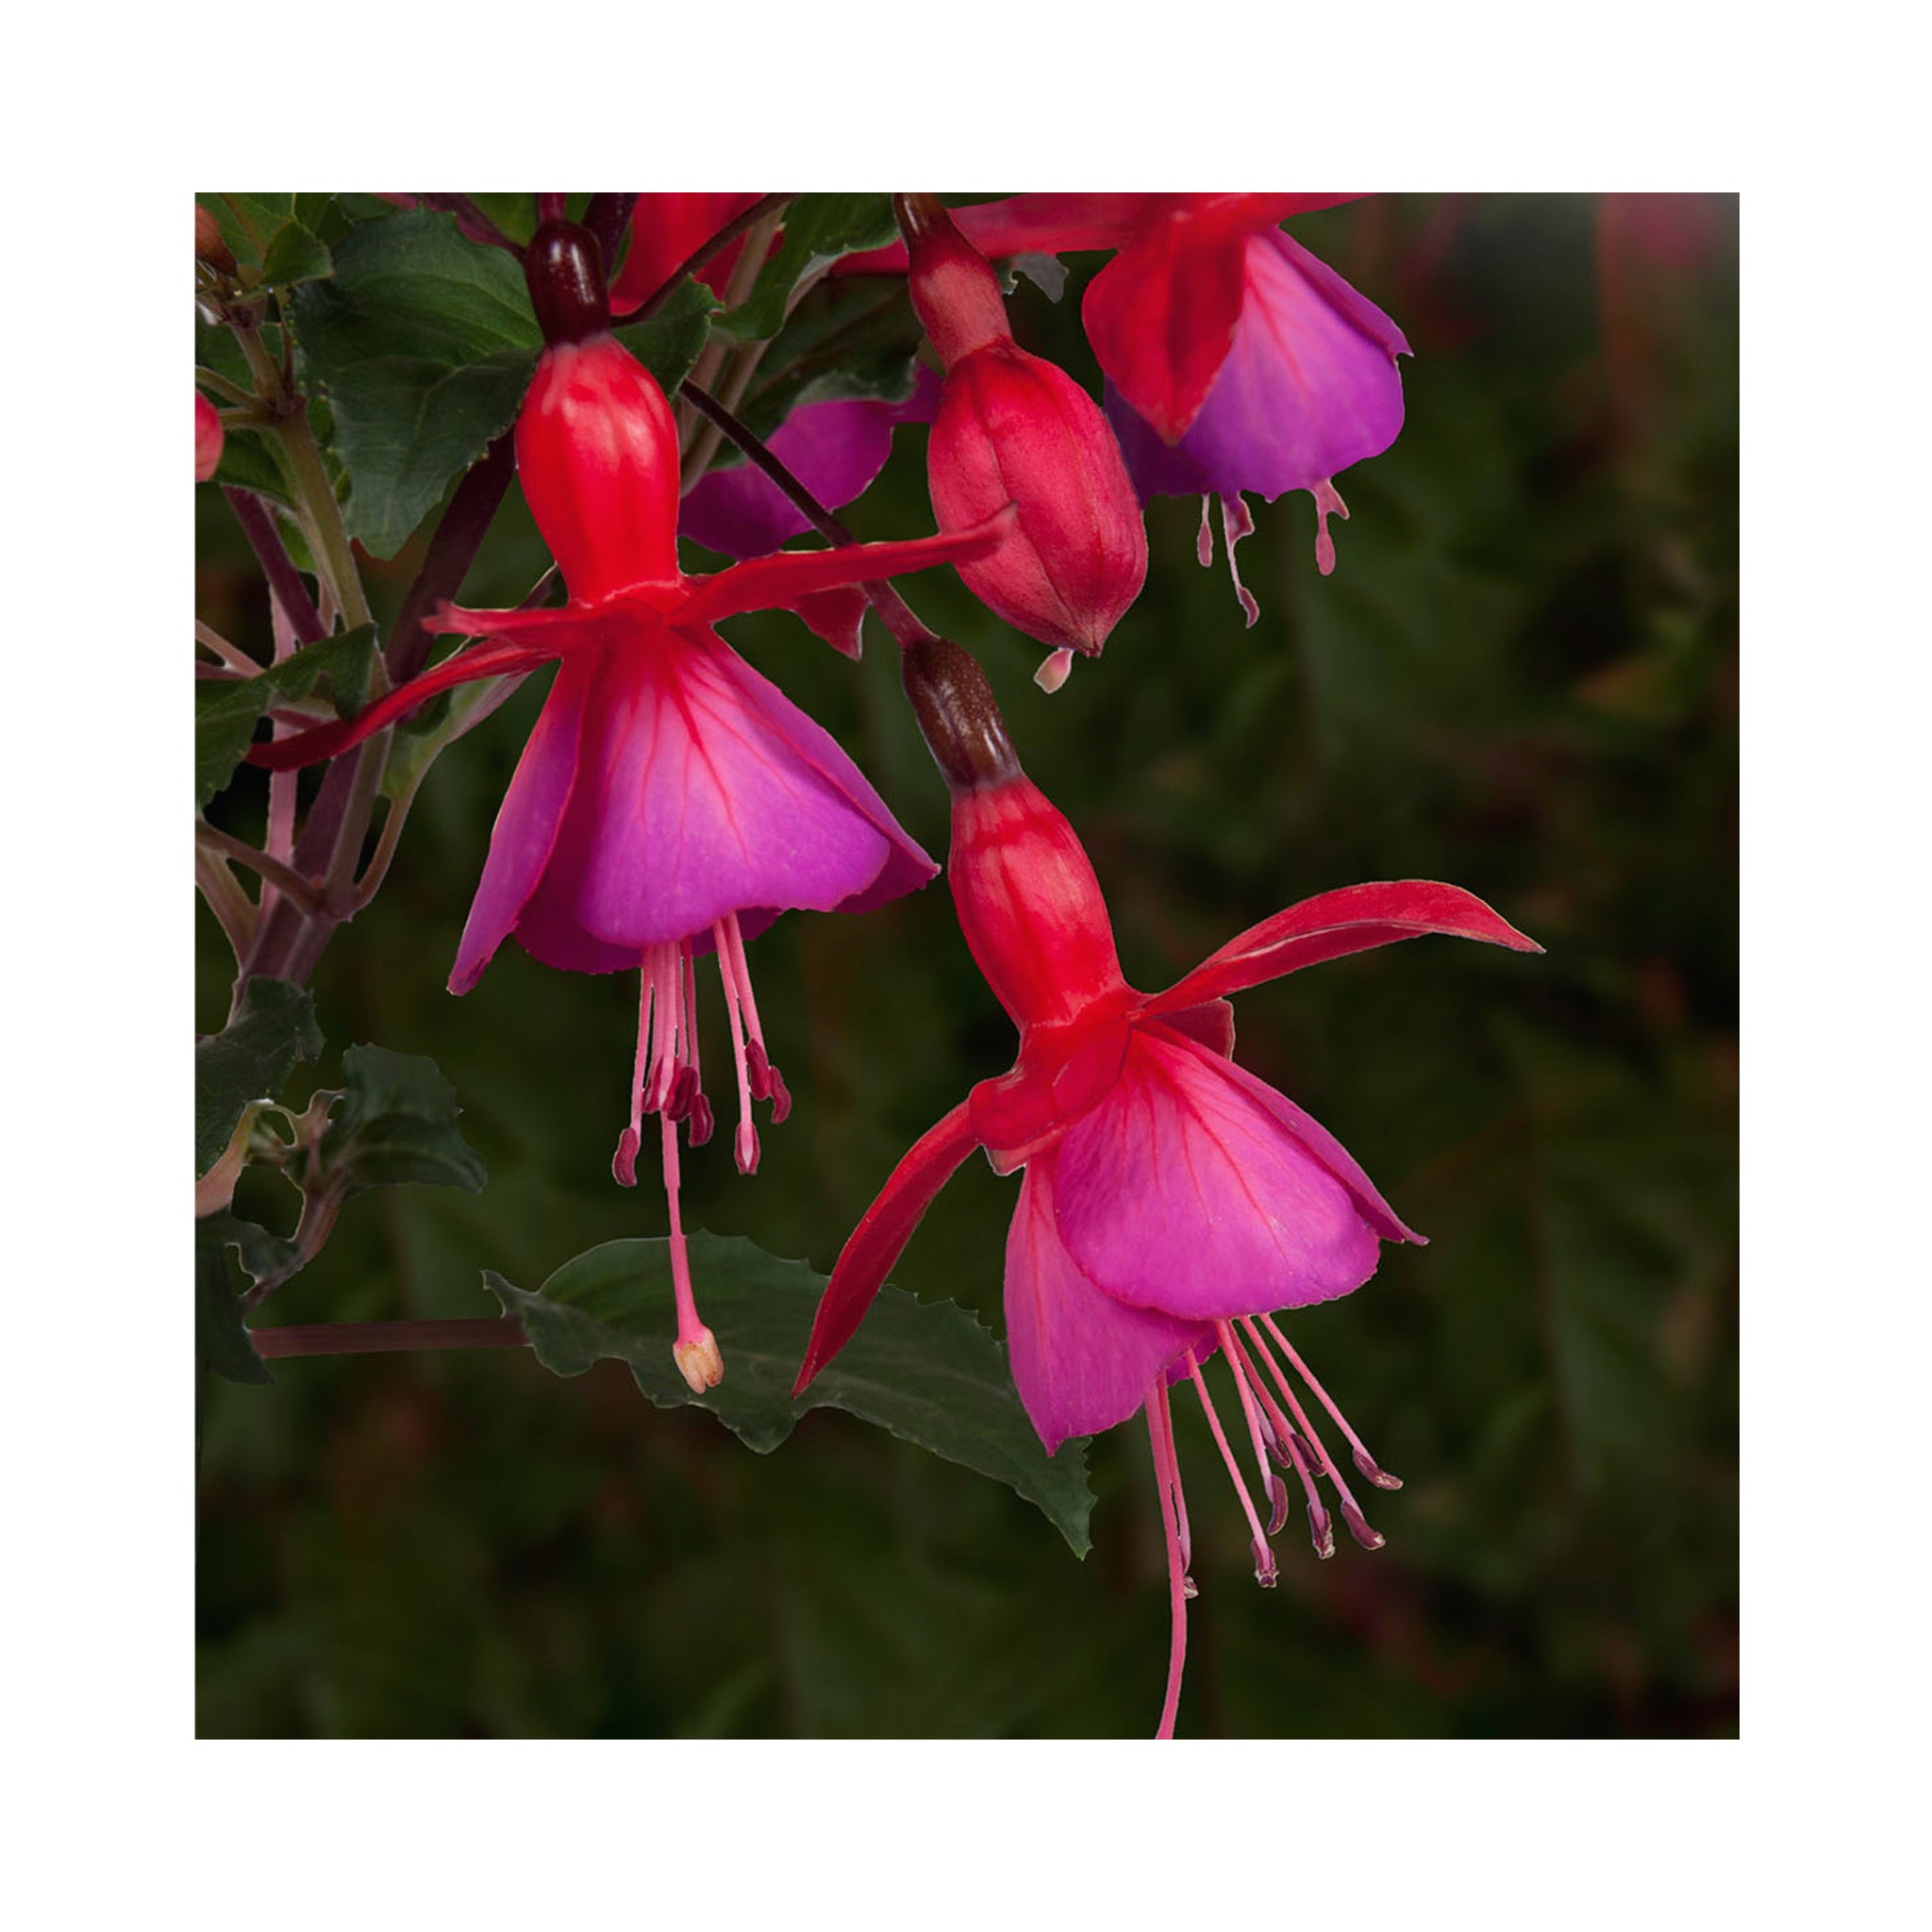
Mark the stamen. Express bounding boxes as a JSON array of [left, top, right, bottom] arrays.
[[1311, 479, 1349, 577], [1257, 1311, 1402, 1490], [1214, 1320, 1291, 1537], [721, 914, 791, 1125], [661, 1109, 723, 1392], [1224, 1324, 1333, 1559], [1220, 495, 1259, 627], [1145, 1383, 1191, 1740], [1184, 1350, 1277, 1588], [1243, 1316, 1385, 1551], [1149, 1371, 1193, 1590], [712, 918, 760, 1175], [611, 952, 658, 1187], [641, 941, 679, 1114], [1195, 494, 1215, 569], [681, 947, 712, 1146]]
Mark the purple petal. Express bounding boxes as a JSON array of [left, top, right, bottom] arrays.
[[1005, 1151, 1214, 1453], [1050, 1025, 1385, 1323], [448, 656, 589, 993], [508, 621, 935, 968], [1107, 228, 1408, 507], [678, 367, 942, 560]]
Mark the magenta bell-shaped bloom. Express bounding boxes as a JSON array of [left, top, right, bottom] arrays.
[[252, 221, 1014, 1392], [1105, 225, 1409, 623], [797, 639, 1540, 1735]]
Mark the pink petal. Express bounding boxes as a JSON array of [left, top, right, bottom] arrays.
[[678, 368, 941, 561], [509, 625, 935, 965], [1005, 1151, 1213, 1453], [795, 1099, 981, 1394], [449, 656, 588, 993], [1050, 1026, 1385, 1322]]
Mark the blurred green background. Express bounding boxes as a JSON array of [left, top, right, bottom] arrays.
[[196, 192, 1738, 1738]]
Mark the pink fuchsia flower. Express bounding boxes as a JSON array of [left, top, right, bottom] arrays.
[[897, 194, 1147, 688], [253, 221, 1015, 1392], [794, 637, 1539, 1736], [846, 194, 1408, 613], [195, 391, 223, 482], [678, 365, 941, 563]]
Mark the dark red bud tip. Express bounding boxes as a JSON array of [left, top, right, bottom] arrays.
[[194, 205, 234, 275], [525, 219, 610, 344], [891, 192, 950, 247], [900, 636, 1021, 793]]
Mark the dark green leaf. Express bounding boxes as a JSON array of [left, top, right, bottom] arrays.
[[196, 1215, 274, 1388], [194, 979, 323, 1176], [485, 1233, 1094, 1555], [291, 210, 542, 557], [324, 1044, 487, 1195], [259, 220, 333, 289], [716, 194, 899, 342], [195, 625, 377, 811], [611, 275, 718, 397]]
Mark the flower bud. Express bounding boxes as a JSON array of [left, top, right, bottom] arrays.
[[194, 204, 234, 275], [195, 391, 224, 483], [899, 197, 1147, 663]]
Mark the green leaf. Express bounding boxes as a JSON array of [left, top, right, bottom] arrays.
[[716, 194, 899, 343], [195, 978, 323, 1175], [291, 210, 542, 558], [323, 1044, 487, 1196], [611, 275, 719, 397], [258, 220, 332, 289], [196, 1215, 274, 1389], [195, 624, 377, 810], [486, 1233, 1094, 1556]]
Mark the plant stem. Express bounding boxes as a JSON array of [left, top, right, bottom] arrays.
[[583, 193, 639, 275], [677, 378, 938, 649], [387, 431, 515, 686], [222, 488, 325, 646], [250, 1318, 528, 1358], [196, 846, 258, 962], [418, 194, 522, 256], [196, 822, 325, 914]]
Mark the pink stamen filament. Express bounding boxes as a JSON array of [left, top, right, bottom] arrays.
[[1222, 1322, 1333, 1558], [1242, 1317, 1384, 1550], [720, 913, 791, 1122], [1184, 1350, 1277, 1587], [712, 917, 760, 1174], [1214, 1320, 1290, 1537], [1150, 1367, 1192, 1585], [1146, 1383, 1191, 1740], [1257, 1311, 1402, 1490], [1195, 496, 1215, 569], [1219, 495, 1259, 627], [612, 955, 659, 1187]]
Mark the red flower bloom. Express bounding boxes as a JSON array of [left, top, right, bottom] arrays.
[[795, 638, 1539, 1734], [252, 222, 1013, 1390]]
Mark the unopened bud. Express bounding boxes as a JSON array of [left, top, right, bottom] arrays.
[[194, 392, 224, 484], [674, 1326, 724, 1392], [195, 205, 235, 275]]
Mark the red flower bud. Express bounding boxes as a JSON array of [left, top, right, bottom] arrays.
[[194, 391, 223, 483], [194, 204, 234, 275], [898, 196, 1147, 666]]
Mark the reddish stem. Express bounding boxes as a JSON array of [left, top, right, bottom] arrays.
[[251, 1318, 528, 1358]]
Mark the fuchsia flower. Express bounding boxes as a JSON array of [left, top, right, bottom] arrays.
[[848, 194, 1409, 615], [253, 221, 1014, 1391], [195, 391, 223, 482], [897, 194, 1147, 688], [607, 192, 769, 315], [794, 638, 1539, 1736]]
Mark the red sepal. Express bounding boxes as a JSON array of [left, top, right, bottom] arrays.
[[1145, 881, 1543, 1013], [677, 506, 1017, 626], [243, 636, 554, 774], [793, 1099, 981, 1396]]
